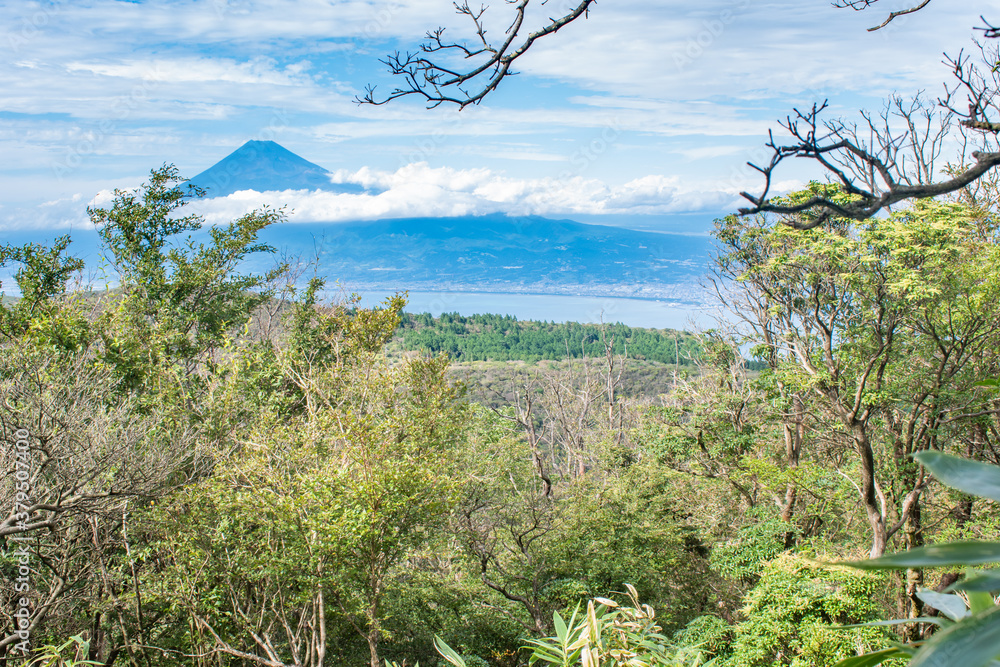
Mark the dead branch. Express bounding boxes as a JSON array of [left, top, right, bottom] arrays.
[[359, 0, 596, 109], [941, 43, 1000, 133], [833, 0, 934, 32], [739, 92, 1000, 228]]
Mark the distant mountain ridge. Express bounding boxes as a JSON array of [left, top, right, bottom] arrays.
[[187, 140, 366, 197], [255, 214, 711, 302]]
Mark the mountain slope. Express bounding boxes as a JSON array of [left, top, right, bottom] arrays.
[[257, 214, 712, 302]]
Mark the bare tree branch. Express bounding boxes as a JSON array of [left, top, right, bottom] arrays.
[[740, 67, 1000, 227], [941, 43, 1000, 133], [832, 0, 934, 32], [979, 16, 1000, 40], [359, 0, 596, 109]]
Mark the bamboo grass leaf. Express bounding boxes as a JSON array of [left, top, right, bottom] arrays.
[[839, 542, 1000, 569], [915, 451, 1000, 502], [908, 605, 1000, 667]]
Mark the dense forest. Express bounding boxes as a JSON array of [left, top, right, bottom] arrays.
[[393, 312, 700, 365], [3, 160, 1000, 667]]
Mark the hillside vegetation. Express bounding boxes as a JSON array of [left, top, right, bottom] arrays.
[[4, 167, 1000, 667]]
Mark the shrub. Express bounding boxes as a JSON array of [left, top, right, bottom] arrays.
[[711, 517, 794, 584], [674, 615, 733, 661], [721, 553, 890, 667]]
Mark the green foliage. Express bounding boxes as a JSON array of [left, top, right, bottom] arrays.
[[552, 467, 713, 626], [724, 196, 1000, 408], [673, 615, 733, 662], [18, 635, 101, 666], [0, 236, 89, 351], [514, 585, 710, 667], [711, 516, 795, 584], [88, 164, 283, 392], [454, 414, 713, 641], [714, 190, 1000, 575], [722, 554, 890, 667], [12, 168, 1000, 667], [396, 311, 699, 365], [290, 279, 406, 363], [141, 296, 469, 665], [456, 654, 490, 667]]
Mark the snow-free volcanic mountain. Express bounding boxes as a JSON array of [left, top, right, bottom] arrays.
[[187, 140, 366, 197], [193, 142, 711, 303]]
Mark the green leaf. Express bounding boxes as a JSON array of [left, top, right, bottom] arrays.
[[914, 451, 1000, 502], [909, 604, 1000, 667], [916, 589, 969, 621], [948, 570, 1000, 593], [968, 591, 996, 616], [434, 636, 467, 667], [553, 610, 568, 644], [841, 542, 1000, 569], [833, 646, 916, 666]]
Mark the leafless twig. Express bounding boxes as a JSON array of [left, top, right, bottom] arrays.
[[833, 0, 933, 31], [359, 0, 596, 109]]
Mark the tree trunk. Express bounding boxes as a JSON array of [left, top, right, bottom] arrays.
[[903, 496, 924, 642], [314, 590, 326, 667], [854, 425, 888, 558], [780, 393, 805, 548], [367, 571, 381, 667]]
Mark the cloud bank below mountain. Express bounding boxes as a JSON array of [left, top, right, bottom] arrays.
[[170, 162, 799, 226]]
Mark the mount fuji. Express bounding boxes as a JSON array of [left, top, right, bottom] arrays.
[[189, 142, 712, 303], [187, 140, 367, 197]]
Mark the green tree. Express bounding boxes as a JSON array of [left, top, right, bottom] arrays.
[[715, 194, 1000, 560], [89, 164, 285, 395], [0, 164, 285, 663], [144, 295, 468, 667], [720, 554, 890, 667], [0, 236, 86, 350], [452, 405, 711, 641]]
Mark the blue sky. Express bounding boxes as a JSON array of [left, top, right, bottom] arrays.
[[0, 0, 987, 233]]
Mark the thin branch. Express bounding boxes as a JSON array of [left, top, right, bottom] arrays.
[[359, 0, 596, 109], [832, 0, 933, 31]]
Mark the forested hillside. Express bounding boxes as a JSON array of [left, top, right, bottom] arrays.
[[393, 312, 700, 365], [4, 163, 1000, 667], [13, 0, 1000, 664]]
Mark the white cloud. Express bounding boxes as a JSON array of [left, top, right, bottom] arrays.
[[517, 0, 976, 101], [674, 145, 747, 160], [65, 57, 313, 86], [176, 162, 746, 226], [2, 0, 977, 129], [0, 195, 92, 231]]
